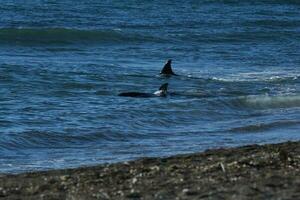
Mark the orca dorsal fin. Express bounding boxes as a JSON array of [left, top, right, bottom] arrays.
[[159, 83, 168, 92], [154, 83, 168, 96], [160, 59, 177, 75]]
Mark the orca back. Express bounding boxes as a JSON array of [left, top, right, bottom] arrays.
[[118, 83, 169, 98], [118, 92, 153, 98]]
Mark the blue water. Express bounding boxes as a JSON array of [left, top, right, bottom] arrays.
[[1, 1, 300, 173]]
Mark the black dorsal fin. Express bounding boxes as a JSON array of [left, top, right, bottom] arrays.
[[160, 59, 177, 75]]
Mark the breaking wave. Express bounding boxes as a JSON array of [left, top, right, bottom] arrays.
[[238, 94, 300, 109]]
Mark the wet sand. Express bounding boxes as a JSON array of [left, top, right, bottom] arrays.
[[1, 141, 300, 199]]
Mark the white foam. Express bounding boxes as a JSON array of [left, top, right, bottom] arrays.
[[211, 71, 299, 82], [242, 94, 300, 109]]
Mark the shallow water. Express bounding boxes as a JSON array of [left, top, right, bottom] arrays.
[[0, 0, 300, 173]]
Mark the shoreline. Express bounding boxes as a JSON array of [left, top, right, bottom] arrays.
[[1, 141, 300, 199]]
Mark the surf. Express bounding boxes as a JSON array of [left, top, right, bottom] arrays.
[[238, 94, 300, 109]]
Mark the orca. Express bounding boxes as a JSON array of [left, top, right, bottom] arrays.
[[118, 83, 168, 98], [160, 59, 178, 76]]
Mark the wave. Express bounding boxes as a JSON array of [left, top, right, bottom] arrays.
[[0, 129, 125, 150], [230, 120, 300, 133], [237, 94, 300, 109], [209, 74, 299, 84], [0, 28, 162, 45]]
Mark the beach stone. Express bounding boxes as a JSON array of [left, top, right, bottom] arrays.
[[126, 189, 141, 198], [132, 177, 138, 184], [182, 188, 198, 196]]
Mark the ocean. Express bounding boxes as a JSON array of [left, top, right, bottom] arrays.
[[0, 0, 299, 173]]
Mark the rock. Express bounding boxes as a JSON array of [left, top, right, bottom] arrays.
[[132, 177, 138, 184], [182, 188, 198, 196]]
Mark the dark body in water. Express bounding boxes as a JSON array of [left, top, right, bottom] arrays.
[[119, 83, 168, 98], [118, 92, 154, 98]]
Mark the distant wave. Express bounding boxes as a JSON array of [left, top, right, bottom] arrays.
[[210, 74, 299, 84], [237, 94, 300, 109], [0, 28, 163, 45]]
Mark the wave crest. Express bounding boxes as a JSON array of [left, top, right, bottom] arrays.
[[238, 94, 300, 109], [0, 28, 160, 45]]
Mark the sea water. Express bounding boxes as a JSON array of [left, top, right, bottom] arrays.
[[0, 0, 300, 173]]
